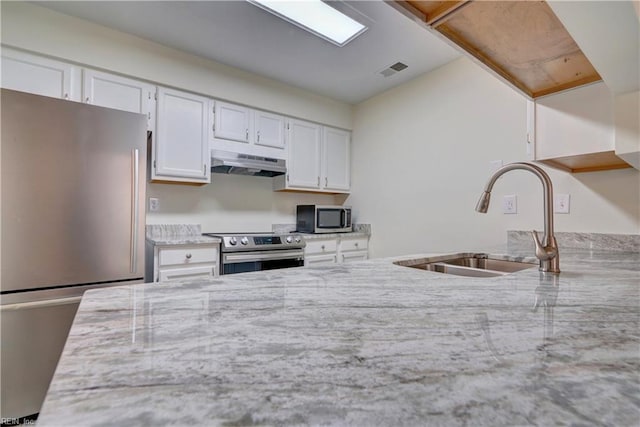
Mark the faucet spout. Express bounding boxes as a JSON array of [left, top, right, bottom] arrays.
[[475, 162, 560, 274]]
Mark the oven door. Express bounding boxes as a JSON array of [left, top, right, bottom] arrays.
[[222, 250, 304, 275]]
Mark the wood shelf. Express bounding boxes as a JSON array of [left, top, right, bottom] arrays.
[[536, 151, 632, 173]]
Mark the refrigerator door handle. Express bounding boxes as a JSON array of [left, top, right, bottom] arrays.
[[130, 149, 140, 274]]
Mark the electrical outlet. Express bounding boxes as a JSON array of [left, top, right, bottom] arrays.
[[554, 194, 570, 214], [503, 195, 517, 214], [149, 197, 160, 212]]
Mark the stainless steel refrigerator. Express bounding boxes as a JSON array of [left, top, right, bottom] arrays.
[[1, 88, 147, 420]]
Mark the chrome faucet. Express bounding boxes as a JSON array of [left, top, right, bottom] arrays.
[[475, 162, 560, 274]]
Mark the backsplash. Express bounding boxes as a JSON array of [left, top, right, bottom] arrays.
[[508, 231, 640, 253], [272, 223, 371, 235], [146, 224, 202, 239]]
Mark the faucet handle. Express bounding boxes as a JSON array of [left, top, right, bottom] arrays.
[[531, 230, 557, 261]]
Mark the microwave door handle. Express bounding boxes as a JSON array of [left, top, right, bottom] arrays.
[[341, 208, 347, 228]]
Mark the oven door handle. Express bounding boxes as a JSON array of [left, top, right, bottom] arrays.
[[223, 250, 304, 264]]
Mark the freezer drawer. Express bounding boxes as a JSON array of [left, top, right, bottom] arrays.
[[1, 297, 80, 419]]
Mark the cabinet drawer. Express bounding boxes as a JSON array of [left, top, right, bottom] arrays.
[[304, 239, 338, 255], [158, 265, 217, 282], [158, 246, 218, 266], [339, 237, 368, 252], [304, 254, 337, 266], [341, 250, 368, 263]]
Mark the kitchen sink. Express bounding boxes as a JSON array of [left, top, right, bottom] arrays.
[[394, 253, 537, 278]]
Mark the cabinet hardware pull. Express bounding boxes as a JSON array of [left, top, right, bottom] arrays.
[[317, 176, 320, 186], [245, 129, 249, 140], [64, 93, 69, 100], [85, 97, 90, 103], [286, 174, 289, 182], [257, 131, 260, 142], [186, 253, 192, 259], [325, 177, 328, 187]]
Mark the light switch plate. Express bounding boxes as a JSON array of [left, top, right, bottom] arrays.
[[554, 194, 570, 214], [503, 195, 517, 214], [149, 197, 160, 212]]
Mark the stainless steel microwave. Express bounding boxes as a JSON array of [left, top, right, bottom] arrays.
[[296, 205, 352, 233]]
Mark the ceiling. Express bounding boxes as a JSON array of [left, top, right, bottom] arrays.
[[33, 0, 461, 104]]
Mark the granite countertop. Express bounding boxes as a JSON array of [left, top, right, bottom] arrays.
[[37, 249, 639, 426], [146, 224, 221, 246], [146, 235, 222, 245], [298, 231, 370, 240]]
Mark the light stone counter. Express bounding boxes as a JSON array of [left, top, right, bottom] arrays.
[[145, 224, 221, 245], [38, 248, 639, 426]]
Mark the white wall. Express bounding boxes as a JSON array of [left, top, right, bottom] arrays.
[[348, 58, 640, 258], [615, 90, 640, 169], [1, 1, 350, 231], [147, 175, 337, 232]]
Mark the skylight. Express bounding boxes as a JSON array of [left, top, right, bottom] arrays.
[[249, 0, 367, 47]]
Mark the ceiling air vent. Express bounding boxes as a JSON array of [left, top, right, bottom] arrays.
[[379, 62, 408, 77]]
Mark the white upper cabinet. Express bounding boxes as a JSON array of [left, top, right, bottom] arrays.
[[284, 119, 322, 189], [254, 110, 286, 149], [274, 120, 351, 193], [528, 82, 631, 173], [212, 101, 286, 158], [214, 101, 250, 143], [0, 47, 81, 101], [153, 87, 211, 184], [82, 69, 156, 131], [323, 127, 351, 192]]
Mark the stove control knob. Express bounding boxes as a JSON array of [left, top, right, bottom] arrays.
[[240, 237, 249, 245], [228, 237, 237, 246], [286, 236, 293, 244], [294, 236, 301, 243]]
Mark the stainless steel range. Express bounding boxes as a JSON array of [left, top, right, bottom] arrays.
[[202, 232, 305, 275]]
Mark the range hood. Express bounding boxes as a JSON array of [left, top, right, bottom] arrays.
[[211, 149, 286, 177]]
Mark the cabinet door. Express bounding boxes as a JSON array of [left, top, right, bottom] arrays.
[[214, 101, 250, 143], [287, 119, 322, 189], [340, 251, 368, 263], [323, 127, 351, 191], [1, 48, 80, 101], [158, 265, 217, 282], [304, 254, 338, 266], [82, 69, 156, 131], [255, 110, 285, 149], [154, 87, 211, 183]]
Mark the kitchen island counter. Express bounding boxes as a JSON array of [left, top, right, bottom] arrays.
[[38, 249, 639, 426]]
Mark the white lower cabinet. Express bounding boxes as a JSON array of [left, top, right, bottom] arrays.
[[149, 244, 219, 282], [304, 238, 339, 266], [305, 254, 338, 266], [338, 236, 369, 263], [303, 235, 369, 266]]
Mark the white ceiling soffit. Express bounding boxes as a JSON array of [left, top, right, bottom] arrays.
[[33, 0, 461, 104]]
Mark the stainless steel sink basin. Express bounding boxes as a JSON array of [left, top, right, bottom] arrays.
[[394, 253, 537, 278]]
